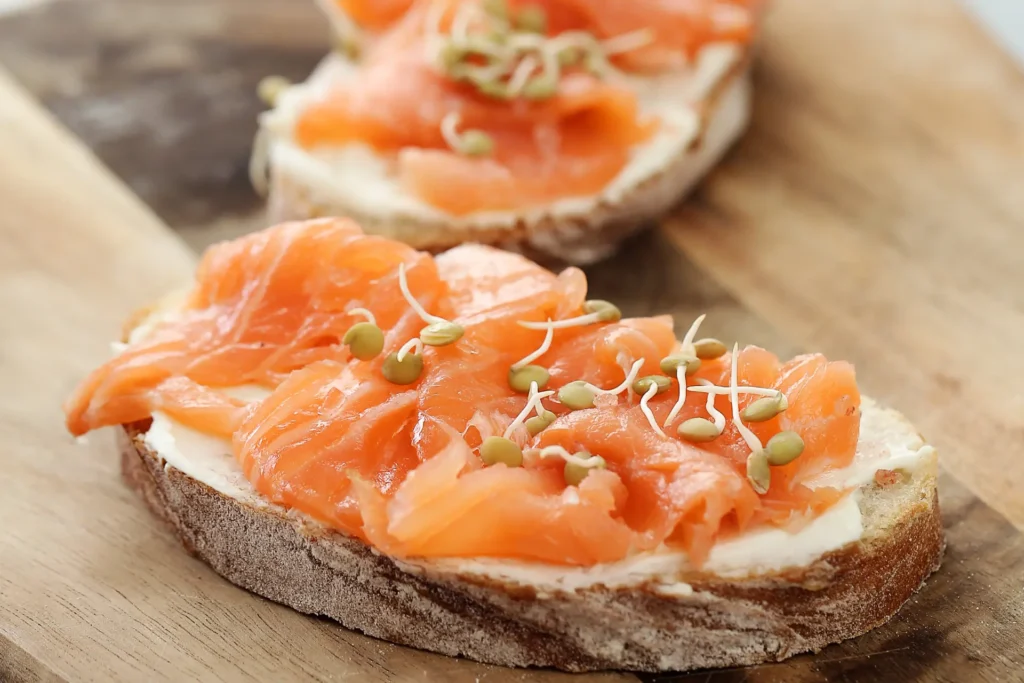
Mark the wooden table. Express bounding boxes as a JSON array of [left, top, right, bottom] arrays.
[[1, 0, 1023, 680]]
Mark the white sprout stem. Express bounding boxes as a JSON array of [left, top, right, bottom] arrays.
[[518, 312, 603, 330], [689, 385, 782, 398], [503, 382, 555, 439], [639, 383, 666, 438], [347, 307, 376, 326], [427, 3, 512, 68], [602, 27, 656, 56], [506, 54, 540, 97], [729, 343, 763, 453], [540, 42, 559, 78], [534, 395, 549, 418], [610, 358, 645, 396], [538, 445, 604, 468], [512, 321, 553, 369], [450, 0, 474, 42], [398, 262, 445, 325], [439, 112, 466, 154], [397, 338, 423, 363], [544, 29, 619, 79], [663, 365, 688, 428], [679, 313, 706, 352], [462, 36, 516, 61], [547, 30, 600, 54], [530, 377, 550, 419], [465, 59, 515, 82], [616, 351, 636, 403], [698, 379, 727, 433], [507, 32, 547, 51], [582, 358, 644, 397]]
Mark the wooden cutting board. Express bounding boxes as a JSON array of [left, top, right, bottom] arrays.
[[2, 0, 1023, 681]]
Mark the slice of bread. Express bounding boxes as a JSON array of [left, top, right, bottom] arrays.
[[117, 397, 943, 673], [253, 45, 751, 264]]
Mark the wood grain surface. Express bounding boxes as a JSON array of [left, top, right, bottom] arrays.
[[1, 0, 1023, 681], [0, 0, 324, 250], [0, 68, 632, 683]]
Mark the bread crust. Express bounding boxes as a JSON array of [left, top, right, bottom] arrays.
[[118, 407, 944, 673], [262, 55, 752, 265]]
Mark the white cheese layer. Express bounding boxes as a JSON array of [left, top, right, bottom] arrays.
[[145, 385, 272, 506], [259, 43, 742, 225], [143, 392, 933, 589], [415, 493, 865, 591]]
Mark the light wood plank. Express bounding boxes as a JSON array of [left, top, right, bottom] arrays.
[[3, 0, 1024, 679], [664, 0, 1024, 530], [0, 69, 634, 683]]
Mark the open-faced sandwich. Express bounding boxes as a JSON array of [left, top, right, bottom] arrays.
[[251, 0, 761, 264], [65, 219, 943, 672]]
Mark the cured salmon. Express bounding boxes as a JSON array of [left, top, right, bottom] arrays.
[[332, 0, 415, 32], [294, 0, 760, 215], [66, 218, 861, 568], [333, 0, 760, 66], [64, 219, 444, 436]]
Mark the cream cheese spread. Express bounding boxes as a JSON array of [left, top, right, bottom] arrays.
[[143, 391, 933, 589], [259, 43, 743, 225]]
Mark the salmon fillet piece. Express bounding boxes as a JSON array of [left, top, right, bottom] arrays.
[[66, 219, 860, 567]]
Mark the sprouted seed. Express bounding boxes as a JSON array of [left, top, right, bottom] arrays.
[[525, 410, 557, 436], [765, 431, 805, 466], [512, 322, 553, 370], [480, 436, 523, 466], [342, 322, 385, 361], [519, 299, 621, 330], [509, 364, 550, 393], [398, 263, 444, 325], [257, 75, 291, 107], [662, 364, 688, 428], [503, 382, 555, 439], [382, 348, 424, 385], [729, 342, 770, 492], [440, 111, 495, 157], [347, 307, 376, 326], [514, 4, 547, 33], [420, 320, 465, 347], [397, 337, 423, 363], [538, 446, 607, 486], [693, 338, 728, 360], [558, 380, 596, 410], [633, 375, 671, 395], [677, 417, 721, 442], [639, 382, 666, 437], [740, 393, 788, 422]]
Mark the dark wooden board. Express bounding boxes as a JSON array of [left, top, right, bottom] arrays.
[[0, 0, 324, 246], [642, 474, 1024, 683], [2, 0, 1024, 680]]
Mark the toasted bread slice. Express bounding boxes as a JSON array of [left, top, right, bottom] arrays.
[[118, 396, 942, 673], [252, 45, 751, 264]]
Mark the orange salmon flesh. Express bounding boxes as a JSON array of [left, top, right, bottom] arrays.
[[299, 0, 761, 214], [66, 219, 860, 567]]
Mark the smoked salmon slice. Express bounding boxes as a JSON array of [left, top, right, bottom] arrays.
[[292, 0, 760, 215], [333, 0, 760, 67], [331, 0, 415, 32], [295, 32, 654, 213], [64, 218, 444, 435], [67, 219, 862, 568]]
